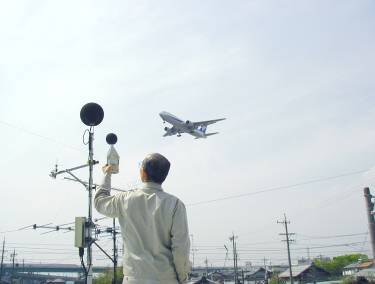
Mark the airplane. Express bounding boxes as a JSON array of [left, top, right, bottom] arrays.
[[159, 111, 225, 139]]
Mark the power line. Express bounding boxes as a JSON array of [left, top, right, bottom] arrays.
[[297, 232, 368, 240], [0, 120, 81, 152], [1, 168, 368, 234], [187, 168, 371, 206]]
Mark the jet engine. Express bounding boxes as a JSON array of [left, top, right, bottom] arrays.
[[185, 120, 193, 127], [164, 127, 169, 131]]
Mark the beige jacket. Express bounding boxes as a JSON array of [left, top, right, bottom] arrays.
[[94, 174, 190, 284]]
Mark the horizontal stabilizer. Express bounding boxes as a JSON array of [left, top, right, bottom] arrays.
[[205, 132, 219, 137]]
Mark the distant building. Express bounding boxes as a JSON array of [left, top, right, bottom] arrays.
[[355, 267, 375, 281], [343, 260, 374, 276], [278, 263, 330, 283], [271, 265, 289, 275], [244, 267, 272, 282], [298, 257, 312, 265], [193, 276, 219, 284], [46, 279, 66, 284], [314, 255, 331, 262]]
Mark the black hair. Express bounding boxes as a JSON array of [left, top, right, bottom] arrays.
[[141, 153, 171, 184]]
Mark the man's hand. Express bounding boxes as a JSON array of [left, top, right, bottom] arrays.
[[102, 164, 114, 174]]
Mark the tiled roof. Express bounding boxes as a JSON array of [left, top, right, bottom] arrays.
[[359, 261, 374, 269], [279, 264, 312, 278], [344, 260, 373, 270]]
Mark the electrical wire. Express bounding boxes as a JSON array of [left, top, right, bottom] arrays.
[[0, 120, 81, 151], [360, 232, 369, 254], [187, 168, 371, 206], [1, 167, 372, 267], [88, 167, 373, 225], [297, 232, 368, 240]]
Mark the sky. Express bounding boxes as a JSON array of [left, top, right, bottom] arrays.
[[0, 0, 375, 269]]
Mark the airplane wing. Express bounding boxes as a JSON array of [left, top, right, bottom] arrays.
[[193, 118, 226, 127]]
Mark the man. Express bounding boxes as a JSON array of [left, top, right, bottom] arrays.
[[94, 153, 190, 284]]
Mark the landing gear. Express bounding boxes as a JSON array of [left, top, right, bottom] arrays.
[[177, 133, 181, 137]]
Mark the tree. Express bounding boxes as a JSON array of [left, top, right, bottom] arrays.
[[314, 254, 368, 276]]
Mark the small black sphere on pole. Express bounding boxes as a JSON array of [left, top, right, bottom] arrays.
[[106, 133, 118, 145], [80, 103, 104, 126]]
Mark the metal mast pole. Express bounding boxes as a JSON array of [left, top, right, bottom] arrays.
[[113, 218, 117, 284], [364, 187, 375, 260], [87, 130, 94, 284]]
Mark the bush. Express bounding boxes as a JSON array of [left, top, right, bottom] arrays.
[[269, 275, 286, 284], [314, 254, 368, 276], [94, 267, 123, 284]]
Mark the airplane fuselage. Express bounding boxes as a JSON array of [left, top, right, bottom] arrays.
[[159, 111, 207, 138]]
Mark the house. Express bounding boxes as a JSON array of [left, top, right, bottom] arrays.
[[355, 268, 375, 281], [46, 279, 66, 284], [271, 265, 289, 274], [245, 267, 272, 281], [278, 263, 330, 283], [343, 260, 374, 276], [192, 276, 220, 284]]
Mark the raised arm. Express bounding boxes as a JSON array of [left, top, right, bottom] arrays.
[[170, 200, 191, 283], [94, 172, 122, 218]]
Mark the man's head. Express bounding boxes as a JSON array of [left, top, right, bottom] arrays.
[[140, 153, 171, 184]]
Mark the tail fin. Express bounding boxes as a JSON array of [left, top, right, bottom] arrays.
[[205, 132, 219, 137], [199, 125, 207, 134]]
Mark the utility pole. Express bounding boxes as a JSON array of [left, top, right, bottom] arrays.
[[11, 249, 16, 277], [278, 214, 295, 284], [307, 247, 311, 263], [364, 187, 375, 261], [22, 259, 25, 284], [224, 245, 229, 268], [205, 257, 208, 277], [0, 239, 5, 281], [190, 234, 195, 270], [264, 257, 268, 284], [230, 234, 238, 284]]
